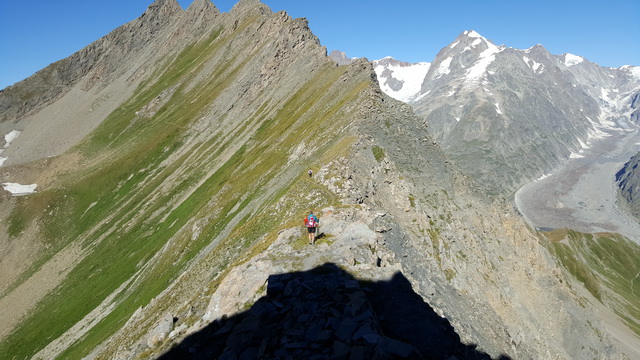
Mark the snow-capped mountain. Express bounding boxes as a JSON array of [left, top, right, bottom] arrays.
[[406, 30, 640, 195], [372, 57, 430, 102]]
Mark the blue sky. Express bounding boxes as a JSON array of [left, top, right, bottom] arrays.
[[1, 0, 638, 89]]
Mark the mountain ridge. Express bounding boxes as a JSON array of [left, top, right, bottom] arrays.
[[403, 29, 640, 196]]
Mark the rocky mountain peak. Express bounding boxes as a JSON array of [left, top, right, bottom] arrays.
[[328, 50, 354, 65], [187, 0, 219, 15], [230, 0, 271, 16], [451, 30, 499, 51], [142, 0, 182, 18], [422, 29, 503, 90], [524, 44, 552, 59], [373, 56, 411, 68]]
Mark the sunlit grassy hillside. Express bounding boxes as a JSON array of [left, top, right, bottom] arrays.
[[542, 229, 640, 336], [0, 10, 373, 359]]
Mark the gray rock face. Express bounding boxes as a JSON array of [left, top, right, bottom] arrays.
[[329, 50, 354, 66], [617, 151, 640, 218]]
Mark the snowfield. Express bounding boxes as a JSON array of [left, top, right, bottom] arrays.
[[2, 183, 38, 196], [373, 58, 431, 102]]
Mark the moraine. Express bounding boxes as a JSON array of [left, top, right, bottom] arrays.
[[515, 126, 640, 243]]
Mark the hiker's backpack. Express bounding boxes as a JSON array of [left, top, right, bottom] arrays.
[[307, 215, 317, 227]]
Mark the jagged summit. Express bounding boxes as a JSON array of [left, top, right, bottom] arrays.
[[451, 30, 500, 47], [230, 0, 271, 15], [374, 57, 413, 67], [328, 50, 354, 65], [142, 0, 183, 18], [187, 0, 219, 14]]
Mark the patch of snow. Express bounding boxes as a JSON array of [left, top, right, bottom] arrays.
[[598, 88, 626, 129], [465, 30, 482, 38], [564, 53, 584, 66], [412, 90, 431, 102], [535, 173, 552, 182], [522, 56, 543, 73], [0, 157, 6, 166], [586, 126, 611, 142], [4, 130, 20, 148], [2, 183, 37, 196], [374, 61, 431, 102], [463, 38, 483, 52], [449, 40, 459, 49], [620, 65, 640, 80], [455, 117, 461, 122], [578, 138, 588, 149], [434, 57, 453, 77], [494, 103, 503, 114], [447, 90, 455, 97], [463, 41, 502, 88], [570, 152, 585, 159]]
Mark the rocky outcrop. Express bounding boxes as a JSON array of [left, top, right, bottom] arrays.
[[329, 50, 354, 66], [162, 265, 428, 360], [617, 151, 640, 219]]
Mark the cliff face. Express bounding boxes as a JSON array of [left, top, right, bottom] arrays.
[[617, 152, 640, 219], [0, 1, 638, 359]]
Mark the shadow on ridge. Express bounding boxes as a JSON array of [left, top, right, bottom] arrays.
[[159, 263, 512, 359]]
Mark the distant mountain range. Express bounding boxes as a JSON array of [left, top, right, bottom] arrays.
[[373, 30, 640, 195]]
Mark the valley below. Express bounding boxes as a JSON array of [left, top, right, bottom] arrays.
[[515, 126, 640, 243]]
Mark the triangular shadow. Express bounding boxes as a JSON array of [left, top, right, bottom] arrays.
[[159, 263, 512, 359]]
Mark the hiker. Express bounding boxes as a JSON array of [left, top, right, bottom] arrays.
[[308, 169, 313, 178], [304, 211, 319, 244]]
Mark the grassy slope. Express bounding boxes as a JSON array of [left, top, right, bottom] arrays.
[[0, 14, 371, 359], [542, 229, 640, 336]]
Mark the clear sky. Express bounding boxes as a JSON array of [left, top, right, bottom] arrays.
[[1, 0, 638, 89]]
